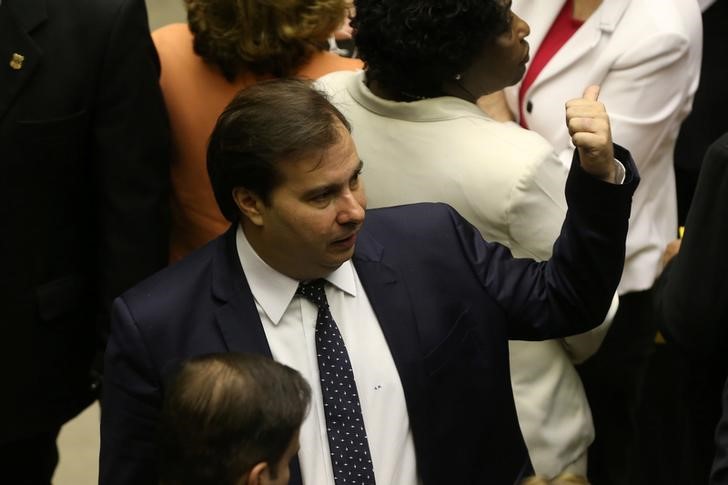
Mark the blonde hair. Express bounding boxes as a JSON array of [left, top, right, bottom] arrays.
[[185, 0, 348, 80], [521, 472, 590, 485]]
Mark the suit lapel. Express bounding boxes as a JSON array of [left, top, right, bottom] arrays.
[[353, 230, 427, 415], [0, 0, 46, 121], [209, 227, 304, 485], [211, 226, 273, 357], [527, 0, 630, 89]]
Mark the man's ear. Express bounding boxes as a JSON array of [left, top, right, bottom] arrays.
[[232, 187, 265, 227], [245, 462, 269, 485]]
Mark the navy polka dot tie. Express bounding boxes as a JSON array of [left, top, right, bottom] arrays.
[[297, 279, 376, 485]]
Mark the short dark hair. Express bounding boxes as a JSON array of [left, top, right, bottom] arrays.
[[158, 352, 311, 485], [353, 0, 511, 98], [207, 78, 351, 221], [185, 0, 349, 81]]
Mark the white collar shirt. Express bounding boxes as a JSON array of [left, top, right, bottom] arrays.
[[236, 225, 419, 485]]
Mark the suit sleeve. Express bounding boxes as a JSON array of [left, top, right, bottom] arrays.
[[93, 0, 171, 360], [100, 297, 162, 485], [460, 146, 637, 340], [506, 145, 616, 362]]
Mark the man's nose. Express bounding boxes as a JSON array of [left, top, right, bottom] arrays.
[[336, 191, 365, 225]]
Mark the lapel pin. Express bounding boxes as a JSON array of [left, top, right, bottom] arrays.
[[9, 53, 24, 70]]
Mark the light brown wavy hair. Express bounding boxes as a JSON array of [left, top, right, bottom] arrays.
[[185, 0, 348, 80]]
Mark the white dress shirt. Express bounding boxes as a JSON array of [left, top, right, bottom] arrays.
[[236, 225, 419, 485]]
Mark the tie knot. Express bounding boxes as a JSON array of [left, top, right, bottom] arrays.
[[296, 279, 328, 309]]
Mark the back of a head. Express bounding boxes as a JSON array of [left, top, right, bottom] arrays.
[[158, 352, 311, 485], [185, 0, 349, 80], [353, 0, 511, 98]]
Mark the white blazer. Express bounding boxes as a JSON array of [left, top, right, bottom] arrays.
[[506, 0, 702, 294]]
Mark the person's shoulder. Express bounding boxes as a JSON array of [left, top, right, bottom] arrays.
[[315, 69, 360, 92], [360, 203, 480, 260], [299, 52, 363, 80], [635, 0, 701, 17], [700, 132, 728, 179], [32, 0, 129, 29], [73, 0, 150, 24], [622, 0, 701, 40], [121, 235, 224, 308], [152, 23, 192, 50], [707, 132, 728, 157], [365, 202, 461, 232]]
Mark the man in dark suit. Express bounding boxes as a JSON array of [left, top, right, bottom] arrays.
[[0, 0, 169, 480], [100, 79, 636, 485], [653, 132, 728, 484]]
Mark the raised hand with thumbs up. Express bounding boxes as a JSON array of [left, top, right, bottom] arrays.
[[566, 85, 619, 183]]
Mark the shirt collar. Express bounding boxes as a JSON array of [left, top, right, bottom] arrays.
[[235, 225, 357, 325], [346, 70, 488, 122]]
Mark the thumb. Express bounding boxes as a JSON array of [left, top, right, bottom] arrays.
[[583, 85, 600, 102]]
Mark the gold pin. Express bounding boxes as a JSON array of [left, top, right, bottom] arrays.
[[9, 53, 24, 70]]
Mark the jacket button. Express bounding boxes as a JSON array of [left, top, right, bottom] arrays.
[[526, 100, 533, 113]]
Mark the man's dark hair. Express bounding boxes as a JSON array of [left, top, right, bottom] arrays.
[[158, 352, 311, 485], [353, 0, 511, 98], [207, 78, 351, 221]]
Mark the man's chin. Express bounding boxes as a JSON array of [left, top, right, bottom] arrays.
[[322, 249, 355, 271]]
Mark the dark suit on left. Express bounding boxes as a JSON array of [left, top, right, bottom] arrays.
[[101, 151, 637, 485], [0, 0, 169, 476]]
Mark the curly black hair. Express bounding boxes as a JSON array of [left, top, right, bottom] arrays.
[[353, 0, 511, 98]]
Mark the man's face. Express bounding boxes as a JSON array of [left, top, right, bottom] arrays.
[[242, 123, 367, 281]]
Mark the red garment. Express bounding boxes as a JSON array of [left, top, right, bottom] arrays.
[[518, 0, 583, 128]]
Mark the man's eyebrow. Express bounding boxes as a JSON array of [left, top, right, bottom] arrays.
[[302, 183, 338, 199], [301, 161, 365, 199]]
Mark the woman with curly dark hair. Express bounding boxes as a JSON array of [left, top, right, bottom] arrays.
[[317, 0, 618, 478], [354, 0, 520, 101], [153, 0, 362, 262]]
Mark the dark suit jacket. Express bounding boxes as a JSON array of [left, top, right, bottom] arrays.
[[0, 0, 169, 442], [652, 132, 728, 484], [101, 152, 637, 485], [674, 0, 728, 224], [655, 132, 728, 360]]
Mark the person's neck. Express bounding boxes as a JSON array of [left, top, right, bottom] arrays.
[[366, 75, 466, 103], [366, 77, 478, 104], [572, 0, 603, 21], [365, 78, 421, 102], [441, 78, 479, 104]]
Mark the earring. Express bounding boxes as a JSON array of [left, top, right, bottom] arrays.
[[454, 73, 462, 81]]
